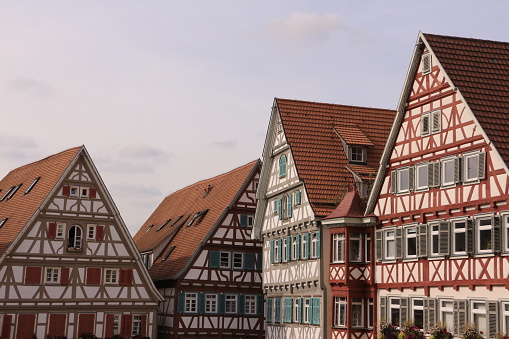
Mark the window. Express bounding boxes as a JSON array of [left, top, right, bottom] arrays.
[[368, 298, 374, 328], [220, 252, 231, 269], [132, 315, 142, 336], [405, 227, 417, 259], [282, 236, 289, 262], [205, 294, 217, 313], [240, 214, 254, 227], [440, 299, 454, 333], [463, 152, 486, 183], [301, 233, 308, 260], [291, 235, 299, 261], [245, 295, 257, 315], [140, 253, 152, 269], [225, 295, 237, 314], [104, 269, 119, 284], [504, 215, 509, 253], [422, 109, 440, 135], [294, 298, 301, 324], [87, 224, 96, 240], [351, 298, 363, 327], [70, 186, 79, 197], [389, 297, 401, 326], [185, 293, 198, 313], [429, 222, 450, 256], [385, 230, 396, 260], [452, 219, 467, 255], [412, 299, 424, 329], [0, 218, 7, 228], [392, 167, 414, 194], [415, 163, 429, 190], [56, 223, 65, 239], [477, 217, 494, 253], [349, 146, 366, 163], [273, 239, 281, 263], [294, 190, 302, 205], [267, 298, 273, 323], [422, 53, 432, 75], [311, 232, 319, 258], [430, 223, 440, 256], [24, 177, 40, 195], [80, 187, 90, 198], [333, 297, 347, 327], [350, 233, 361, 262], [279, 155, 287, 178], [45, 267, 60, 284], [112, 315, 120, 335], [232, 252, 243, 270], [441, 157, 458, 187], [281, 194, 292, 219], [157, 219, 170, 231], [502, 302, 509, 336], [365, 234, 371, 263], [332, 233, 345, 263], [471, 301, 487, 336], [303, 298, 310, 324], [6, 184, 21, 200], [68, 225, 83, 250]]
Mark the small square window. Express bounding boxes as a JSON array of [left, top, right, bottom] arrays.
[[220, 252, 230, 269], [422, 110, 441, 136], [104, 269, 119, 284], [56, 223, 65, 239], [70, 186, 79, 197], [349, 146, 365, 163], [45, 267, 60, 284], [87, 224, 96, 240], [81, 187, 89, 198]]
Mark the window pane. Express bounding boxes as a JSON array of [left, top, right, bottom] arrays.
[[466, 155, 479, 180], [480, 229, 492, 250], [399, 169, 409, 191]]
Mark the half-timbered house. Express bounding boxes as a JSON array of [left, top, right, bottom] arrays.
[[133, 160, 264, 339], [0, 146, 163, 339], [252, 98, 395, 339], [367, 33, 509, 338]]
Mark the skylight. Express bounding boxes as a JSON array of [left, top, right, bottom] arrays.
[[145, 225, 154, 233], [24, 177, 41, 195], [162, 246, 176, 261], [171, 215, 183, 226], [0, 218, 7, 228], [0, 186, 15, 202], [7, 184, 22, 200], [157, 219, 171, 231]]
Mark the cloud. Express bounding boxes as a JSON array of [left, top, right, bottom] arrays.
[[213, 140, 238, 149], [267, 12, 347, 45], [118, 144, 174, 163], [5, 76, 54, 96], [0, 134, 38, 161]]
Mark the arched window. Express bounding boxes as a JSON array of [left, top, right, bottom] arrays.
[[68, 225, 83, 250], [279, 155, 287, 178]]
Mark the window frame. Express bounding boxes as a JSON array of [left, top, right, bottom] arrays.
[[503, 213, 509, 253], [501, 301, 509, 336], [422, 53, 432, 75], [45, 267, 60, 284], [349, 146, 366, 163], [404, 226, 418, 259], [389, 297, 401, 326], [184, 293, 198, 313], [291, 236, 298, 261], [452, 218, 468, 256], [311, 233, 318, 258], [279, 154, 287, 178], [132, 315, 142, 336], [415, 162, 429, 191], [244, 295, 257, 315], [333, 297, 347, 327], [476, 216, 494, 254], [332, 233, 345, 263], [205, 294, 218, 313], [351, 298, 364, 328], [225, 294, 238, 314], [349, 233, 362, 262], [87, 224, 96, 240], [441, 157, 457, 187], [470, 300, 488, 336], [384, 229, 396, 261], [411, 298, 424, 330], [303, 298, 310, 324], [104, 268, 119, 285], [439, 299, 454, 334], [232, 252, 243, 270], [68, 224, 83, 250], [463, 151, 485, 184], [220, 251, 231, 269], [397, 167, 411, 194], [56, 222, 65, 239]]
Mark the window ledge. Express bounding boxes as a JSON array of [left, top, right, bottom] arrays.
[[402, 258, 419, 262], [474, 253, 495, 258]]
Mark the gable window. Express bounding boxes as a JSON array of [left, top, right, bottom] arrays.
[[70, 186, 79, 197], [245, 295, 257, 315], [68, 225, 83, 250], [45, 267, 60, 284], [349, 146, 366, 163], [422, 53, 432, 75], [24, 177, 41, 195], [350, 233, 361, 262], [225, 295, 238, 314], [464, 152, 486, 183], [294, 190, 302, 205], [391, 167, 414, 194], [333, 297, 347, 327], [104, 269, 119, 284], [205, 294, 218, 313], [279, 155, 287, 178], [185, 293, 198, 313], [332, 233, 345, 263], [405, 226, 417, 259], [441, 157, 459, 187], [80, 187, 89, 198], [240, 214, 254, 227], [422, 109, 441, 136]]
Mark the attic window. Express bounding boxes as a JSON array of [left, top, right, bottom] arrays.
[[171, 215, 183, 226], [7, 184, 22, 200], [422, 110, 441, 136], [195, 209, 208, 226], [349, 146, 366, 163], [25, 177, 41, 195], [187, 212, 201, 227], [145, 225, 154, 233], [422, 53, 432, 75], [157, 219, 171, 231], [0, 186, 15, 202], [0, 218, 7, 228], [162, 246, 176, 261]]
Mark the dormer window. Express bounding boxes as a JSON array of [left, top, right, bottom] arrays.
[[349, 146, 366, 163]]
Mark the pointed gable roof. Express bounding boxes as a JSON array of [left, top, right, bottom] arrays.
[[133, 159, 261, 281], [275, 98, 395, 217], [324, 188, 365, 219], [0, 147, 81, 257], [423, 33, 509, 165]]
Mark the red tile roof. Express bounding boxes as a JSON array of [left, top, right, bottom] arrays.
[[0, 147, 81, 257], [133, 160, 260, 281], [424, 33, 509, 166], [334, 125, 374, 146], [276, 98, 395, 217], [324, 189, 365, 219]]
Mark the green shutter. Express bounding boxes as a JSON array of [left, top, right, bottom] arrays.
[[240, 215, 248, 227], [316, 231, 321, 258], [277, 198, 283, 220], [257, 295, 264, 316], [297, 297, 302, 324], [275, 298, 281, 323], [270, 239, 275, 264], [178, 292, 185, 314], [295, 190, 301, 205], [308, 298, 313, 324], [278, 239, 283, 263], [286, 236, 291, 262], [244, 252, 254, 270], [218, 294, 225, 315], [210, 251, 220, 268], [267, 298, 273, 322], [238, 294, 244, 315], [305, 233, 310, 259], [198, 292, 205, 314], [296, 234, 301, 260], [313, 298, 321, 325], [256, 253, 263, 271], [287, 194, 293, 218]]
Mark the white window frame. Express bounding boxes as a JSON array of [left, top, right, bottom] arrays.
[[470, 300, 487, 336], [349, 146, 366, 163], [365, 233, 371, 263], [87, 224, 96, 240], [405, 226, 418, 259], [274, 239, 281, 263], [333, 297, 347, 327], [293, 298, 300, 323], [232, 252, 243, 270], [292, 236, 298, 261], [440, 299, 454, 334], [502, 301, 509, 336], [389, 297, 401, 326], [429, 223, 441, 257], [415, 162, 429, 190], [412, 298, 424, 330], [350, 233, 362, 262], [112, 314, 120, 335], [441, 157, 456, 187], [132, 315, 142, 336], [185, 293, 198, 313], [56, 222, 65, 239], [311, 233, 318, 258], [464, 151, 484, 183], [205, 294, 218, 313], [351, 298, 363, 328], [385, 229, 396, 260], [503, 213, 509, 253], [303, 298, 310, 324], [245, 295, 257, 315], [397, 167, 411, 194], [220, 251, 231, 269], [282, 236, 289, 262], [104, 268, 119, 284], [45, 267, 60, 284], [68, 224, 83, 250], [422, 53, 432, 75], [332, 233, 345, 263], [225, 294, 237, 314], [70, 186, 79, 197], [476, 216, 493, 254], [301, 235, 307, 260], [80, 186, 90, 198], [452, 218, 468, 256]]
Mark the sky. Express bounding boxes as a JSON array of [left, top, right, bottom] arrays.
[[1, 1, 508, 235]]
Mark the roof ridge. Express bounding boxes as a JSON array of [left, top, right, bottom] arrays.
[[4, 146, 83, 176], [423, 32, 509, 46], [276, 97, 395, 112]]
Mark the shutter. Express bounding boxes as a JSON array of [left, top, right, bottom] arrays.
[[479, 152, 486, 180], [277, 239, 283, 263], [422, 54, 431, 75], [270, 240, 275, 264], [257, 295, 264, 316], [422, 114, 430, 135], [273, 199, 278, 214], [177, 292, 185, 313], [256, 253, 263, 271], [286, 236, 291, 261], [307, 298, 313, 325], [62, 185, 71, 196], [409, 166, 415, 191], [391, 171, 398, 193], [454, 157, 462, 183], [238, 294, 244, 315], [439, 221, 450, 255], [25, 266, 42, 284], [454, 300, 467, 335], [240, 214, 248, 227], [418, 224, 428, 257], [433, 162, 441, 187], [1, 315, 12, 339], [395, 228, 402, 259], [283, 298, 290, 323], [140, 315, 147, 336], [218, 294, 225, 315], [400, 297, 408, 324], [244, 252, 254, 270], [305, 232, 311, 259], [296, 190, 301, 205], [492, 216, 501, 253], [467, 219, 474, 254], [287, 194, 293, 218], [86, 267, 101, 285], [277, 198, 283, 220], [267, 298, 273, 322], [89, 188, 97, 199], [60, 267, 70, 285], [198, 292, 205, 314], [316, 231, 321, 258], [95, 225, 104, 240], [48, 314, 67, 337], [210, 251, 220, 268], [376, 230, 383, 261], [275, 298, 281, 323], [487, 301, 498, 338], [119, 269, 133, 285], [78, 314, 96, 337], [105, 314, 115, 338], [314, 298, 321, 325], [432, 110, 441, 133], [48, 222, 57, 238], [423, 298, 436, 331], [380, 296, 387, 322], [297, 297, 302, 324], [296, 234, 301, 260], [120, 314, 132, 338], [428, 163, 435, 187], [17, 314, 36, 339]]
